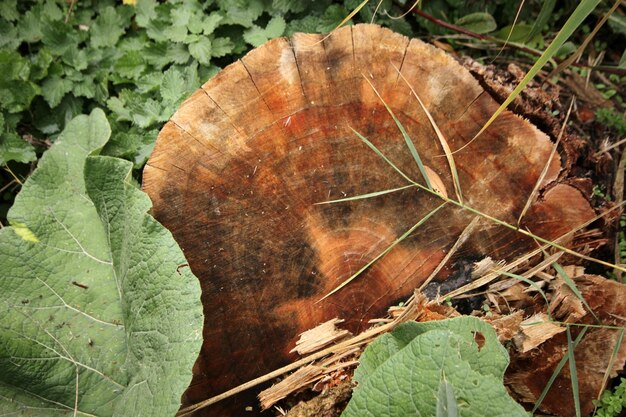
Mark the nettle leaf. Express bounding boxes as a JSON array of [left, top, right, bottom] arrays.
[[202, 11, 224, 35], [188, 37, 212, 65], [18, 7, 44, 42], [0, 0, 19, 22], [31, 48, 54, 81], [344, 317, 527, 417], [0, 50, 30, 81], [135, 0, 158, 27], [211, 37, 235, 57], [41, 20, 81, 55], [114, 50, 147, 80], [0, 20, 19, 49], [0, 109, 203, 416], [220, 0, 264, 27], [166, 24, 189, 43], [42, 75, 73, 108], [170, 6, 191, 27], [455, 12, 497, 34], [42, 0, 64, 21], [243, 16, 286, 47], [317, 5, 348, 32], [91, 6, 128, 48], [0, 132, 36, 165], [272, 0, 308, 14]]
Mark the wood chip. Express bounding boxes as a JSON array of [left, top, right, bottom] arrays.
[[290, 319, 351, 355], [513, 313, 565, 353]]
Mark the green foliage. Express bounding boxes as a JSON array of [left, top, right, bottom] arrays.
[[596, 108, 626, 136], [594, 378, 626, 417], [342, 317, 527, 417], [0, 109, 203, 416]]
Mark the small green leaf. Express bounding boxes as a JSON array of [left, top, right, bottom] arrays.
[[41, 20, 80, 55], [243, 16, 286, 47], [165, 23, 188, 43], [17, 7, 43, 43], [91, 6, 127, 48], [0, 132, 36, 165], [265, 16, 286, 38], [202, 11, 224, 34], [0, 0, 19, 22], [42, 75, 73, 108], [135, 0, 158, 27], [210, 37, 234, 57], [170, 6, 191, 27], [114, 50, 146, 79], [188, 37, 212, 65], [455, 12, 497, 34]]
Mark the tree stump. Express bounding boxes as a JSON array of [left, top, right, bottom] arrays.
[[143, 24, 595, 416]]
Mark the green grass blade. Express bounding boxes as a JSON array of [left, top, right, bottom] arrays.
[[314, 184, 416, 205], [350, 127, 416, 184], [551, 261, 600, 322], [533, 327, 588, 413], [361, 76, 433, 191], [526, 0, 556, 41], [566, 326, 581, 417], [453, 0, 602, 154], [318, 201, 447, 301]]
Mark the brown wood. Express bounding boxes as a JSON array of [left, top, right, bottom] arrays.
[[143, 24, 595, 416]]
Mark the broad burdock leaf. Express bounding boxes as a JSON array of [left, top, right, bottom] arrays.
[[0, 109, 203, 416], [344, 317, 527, 417]]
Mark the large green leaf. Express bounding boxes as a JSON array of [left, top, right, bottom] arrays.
[[0, 109, 203, 416], [343, 317, 527, 417]]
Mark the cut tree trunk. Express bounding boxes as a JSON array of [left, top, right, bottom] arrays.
[[143, 24, 595, 416]]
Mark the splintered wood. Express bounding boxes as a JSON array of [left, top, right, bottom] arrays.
[[144, 24, 599, 416], [290, 319, 351, 356]]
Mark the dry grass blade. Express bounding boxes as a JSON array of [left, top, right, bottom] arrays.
[[596, 329, 625, 401], [386, 0, 422, 20], [318, 201, 447, 301], [308, 0, 369, 46], [490, 0, 527, 64], [450, 0, 602, 155], [614, 150, 626, 280], [314, 184, 416, 205], [362, 75, 434, 191], [548, 0, 622, 79], [517, 98, 575, 225], [394, 64, 464, 203]]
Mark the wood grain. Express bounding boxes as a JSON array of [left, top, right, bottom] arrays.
[[143, 24, 595, 416]]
